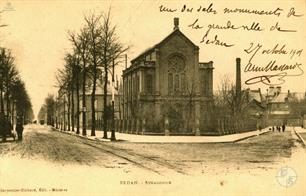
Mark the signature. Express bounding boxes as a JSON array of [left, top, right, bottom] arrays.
[[245, 68, 304, 85], [244, 42, 304, 85]]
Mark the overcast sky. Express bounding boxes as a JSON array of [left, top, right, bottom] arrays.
[[0, 0, 305, 118]]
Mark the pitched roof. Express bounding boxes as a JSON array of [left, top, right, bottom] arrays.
[[270, 93, 288, 103], [248, 90, 262, 102], [131, 29, 199, 64], [288, 92, 306, 102], [85, 80, 119, 95]]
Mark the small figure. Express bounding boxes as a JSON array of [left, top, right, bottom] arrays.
[[282, 124, 286, 132], [16, 117, 24, 141], [272, 126, 275, 132]]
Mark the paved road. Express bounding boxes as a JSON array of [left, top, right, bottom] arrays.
[[0, 124, 185, 175], [0, 124, 303, 176], [0, 125, 304, 196]]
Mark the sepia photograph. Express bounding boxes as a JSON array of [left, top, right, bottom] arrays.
[[0, 0, 305, 195]]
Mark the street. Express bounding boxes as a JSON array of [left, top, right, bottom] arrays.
[[0, 124, 304, 175], [0, 125, 305, 195]]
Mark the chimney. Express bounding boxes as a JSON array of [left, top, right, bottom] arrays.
[[236, 58, 241, 97], [174, 18, 179, 30]]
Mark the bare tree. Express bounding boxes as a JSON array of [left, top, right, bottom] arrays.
[[83, 13, 103, 136], [213, 74, 248, 133], [185, 77, 197, 132], [69, 29, 90, 136], [98, 9, 128, 138], [0, 48, 18, 120]]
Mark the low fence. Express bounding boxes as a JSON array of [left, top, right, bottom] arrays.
[[57, 114, 262, 136], [87, 115, 261, 136]]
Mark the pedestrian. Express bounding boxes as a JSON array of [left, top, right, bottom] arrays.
[[272, 126, 275, 132], [282, 124, 286, 132], [16, 117, 24, 141]]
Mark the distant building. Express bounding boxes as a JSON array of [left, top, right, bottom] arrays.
[[56, 80, 122, 131], [79, 82, 121, 129], [265, 86, 306, 126], [244, 88, 266, 118], [122, 18, 214, 135]]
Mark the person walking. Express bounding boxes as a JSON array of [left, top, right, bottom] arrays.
[[16, 117, 24, 141], [282, 124, 286, 132]]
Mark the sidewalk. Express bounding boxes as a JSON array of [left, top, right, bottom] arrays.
[[292, 126, 306, 146], [53, 126, 271, 143], [293, 126, 306, 133]]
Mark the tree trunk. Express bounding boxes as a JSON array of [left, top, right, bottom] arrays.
[[103, 66, 108, 138], [82, 59, 87, 136], [64, 96, 66, 131], [76, 71, 80, 134], [0, 87, 4, 114], [71, 87, 75, 132], [91, 60, 97, 136], [91, 78, 96, 136], [67, 91, 71, 131], [6, 78, 11, 123], [90, 42, 98, 136]]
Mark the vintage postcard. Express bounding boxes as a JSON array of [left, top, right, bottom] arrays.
[[0, 0, 305, 195]]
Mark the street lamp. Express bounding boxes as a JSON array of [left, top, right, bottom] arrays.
[[110, 59, 116, 141]]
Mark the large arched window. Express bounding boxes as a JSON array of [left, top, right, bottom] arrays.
[[167, 54, 186, 95]]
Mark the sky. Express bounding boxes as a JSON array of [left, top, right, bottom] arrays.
[[0, 0, 305, 118]]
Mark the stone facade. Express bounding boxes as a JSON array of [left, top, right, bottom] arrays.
[[122, 18, 214, 135], [55, 82, 121, 131]]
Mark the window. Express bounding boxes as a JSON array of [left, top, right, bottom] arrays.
[[174, 74, 180, 94], [133, 76, 137, 98], [136, 75, 140, 95], [146, 74, 153, 94], [201, 70, 210, 96], [204, 71, 209, 96], [167, 54, 186, 95], [129, 78, 132, 100], [181, 73, 186, 94], [168, 73, 173, 95]]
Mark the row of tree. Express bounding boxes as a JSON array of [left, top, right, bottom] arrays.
[[39, 10, 127, 138], [0, 47, 34, 128]]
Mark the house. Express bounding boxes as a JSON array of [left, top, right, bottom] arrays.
[[265, 86, 306, 126], [55, 79, 122, 131], [79, 81, 122, 129], [244, 88, 266, 118], [121, 18, 214, 135]]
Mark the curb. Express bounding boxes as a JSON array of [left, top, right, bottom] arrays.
[[51, 126, 108, 142], [233, 130, 271, 143], [293, 128, 306, 147], [51, 126, 270, 144]]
